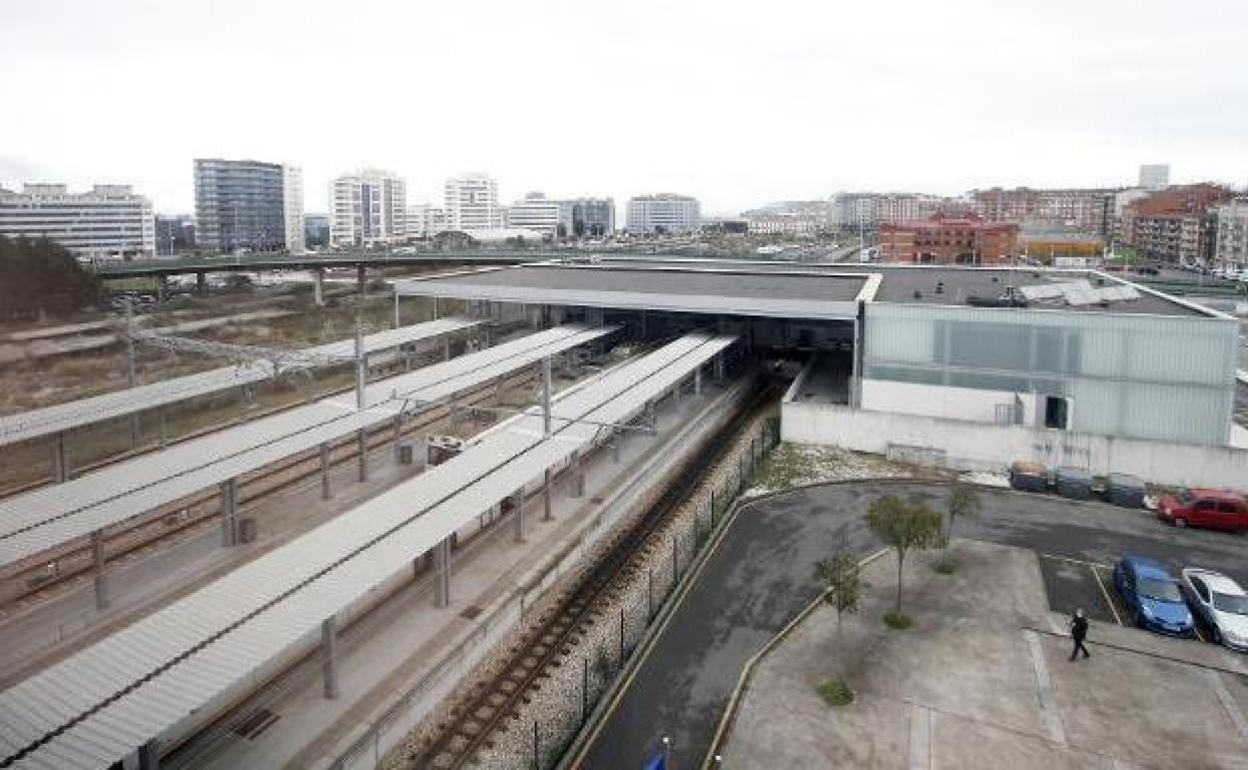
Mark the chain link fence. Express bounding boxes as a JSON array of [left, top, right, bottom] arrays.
[[461, 413, 780, 770]]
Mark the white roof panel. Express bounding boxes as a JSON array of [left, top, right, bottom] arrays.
[[1, 333, 734, 769], [0, 318, 479, 448], [0, 325, 613, 569]]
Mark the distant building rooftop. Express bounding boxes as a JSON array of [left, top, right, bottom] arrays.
[[397, 258, 1214, 320]]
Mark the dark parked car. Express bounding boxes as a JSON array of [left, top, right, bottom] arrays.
[[1113, 556, 1195, 637], [1157, 489, 1248, 532]]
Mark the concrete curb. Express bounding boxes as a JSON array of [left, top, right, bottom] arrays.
[[555, 427, 777, 769], [698, 546, 890, 769]]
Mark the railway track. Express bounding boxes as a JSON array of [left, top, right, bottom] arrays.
[[414, 381, 774, 770]]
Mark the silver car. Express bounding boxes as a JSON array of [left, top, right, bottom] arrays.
[[1180, 568, 1248, 651]]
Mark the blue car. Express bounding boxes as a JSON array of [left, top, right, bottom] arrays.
[[1113, 556, 1195, 637]]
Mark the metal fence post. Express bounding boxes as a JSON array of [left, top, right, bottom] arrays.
[[582, 657, 590, 723], [647, 568, 654, 619]]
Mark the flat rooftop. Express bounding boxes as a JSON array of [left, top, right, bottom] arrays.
[[397, 259, 1214, 320], [399, 263, 869, 320]]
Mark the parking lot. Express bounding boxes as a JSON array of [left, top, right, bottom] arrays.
[[580, 480, 1248, 769], [1036, 552, 1218, 642]]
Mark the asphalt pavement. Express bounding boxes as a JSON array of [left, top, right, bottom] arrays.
[[574, 480, 1248, 770]]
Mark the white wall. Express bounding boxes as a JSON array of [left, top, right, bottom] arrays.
[[861, 379, 1037, 425], [782, 401, 1248, 493]]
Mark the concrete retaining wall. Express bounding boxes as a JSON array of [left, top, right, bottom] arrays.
[[782, 400, 1248, 493]]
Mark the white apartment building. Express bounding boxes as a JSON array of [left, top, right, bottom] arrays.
[[445, 173, 503, 231], [406, 204, 447, 238], [506, 192, 561, 237], [329, 170, 407, 247], [282, 165, 305, 254], [1139, 164, 1170, 191], [0, 183, 155, 259], [1214, 199, 1248, 273], [625, 194, 700, 235]]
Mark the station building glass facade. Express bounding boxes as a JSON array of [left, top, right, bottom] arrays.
[[861, 302, 1237, 446]]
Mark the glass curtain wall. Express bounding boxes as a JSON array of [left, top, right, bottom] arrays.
[[862, 303, 1237, 445]]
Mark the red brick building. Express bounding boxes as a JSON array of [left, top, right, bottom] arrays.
[[879, 215, 1019, 265], [1120, 184, 1231, 264]]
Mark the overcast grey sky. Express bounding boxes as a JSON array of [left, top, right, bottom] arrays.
[[1, 0, 1245, 215]]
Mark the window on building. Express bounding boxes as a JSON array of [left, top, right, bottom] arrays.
[[1044, 396, 1069, 430]]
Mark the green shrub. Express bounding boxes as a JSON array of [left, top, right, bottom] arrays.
[[816, 678, 855, 706], [883, 611, 913, 630]]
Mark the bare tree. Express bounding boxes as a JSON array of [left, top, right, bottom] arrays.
[[815, 532, 861, 633], [867, 495, 943, 620], [940, 481, 982, 567]]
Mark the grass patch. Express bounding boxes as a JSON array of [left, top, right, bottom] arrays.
[[816, 678, 855, 706], [883, 611, 913, 630], [933, 558, 957, 575]]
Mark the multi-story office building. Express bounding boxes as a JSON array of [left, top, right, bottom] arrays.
[[193, 159, 301, 253], [329, 170, 407, 247], [0, 183, 155, 259], [1121, 184, 1230, 264], [1139, 164, 1170, 191], [304, 214, 330, 248], [445, 173, 503, 231], [154, 214, 196, 256], [626, 194, 700, 235], [1213, 199, 1248, 273], [878, 215, 1018, 264], [405, 204, 447, 239], [563, 198, 615, 238], [970, 187, 1116, 235], [505, 192, 561, 237]]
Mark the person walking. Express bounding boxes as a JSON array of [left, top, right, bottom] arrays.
[[1069, 608, 1090, 661]]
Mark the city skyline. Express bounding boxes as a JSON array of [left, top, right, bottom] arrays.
[[2, 0, 1246, 215]]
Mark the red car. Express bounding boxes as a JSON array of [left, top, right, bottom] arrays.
[[1157, 489, 1248, 532]]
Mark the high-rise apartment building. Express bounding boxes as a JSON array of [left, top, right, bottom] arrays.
[[282, 166, 305, 253], [1213, 199, 1248, 274], [444, 173, 503, 231], [405, 204, 447, 238], [506, 192, 561, 237], [0, 183, 155, 259], [329, 170, 407, 247], [1139, 164, 1170, 191], [193, 159, 301, 253], [626, 194, 700, 234], [1121, 184, 1231, 264], [969, 187, 1116, 235]]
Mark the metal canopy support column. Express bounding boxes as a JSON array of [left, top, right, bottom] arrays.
[[157, 407, 168, 448], [612, 427, 622, 463], [195, 271, 206, 295], [443, 336, 451, 361], [320, 442, 332, 499], [570, 451, 584, 499], [433, 538, 452, 608], [313, 267, 325, 306], [51, 431, 69, 483], [92, 529, 108, 610], [220, 478, 238, 547], [512, 491, 525, 543], [541, 355, 555, 520], [354, 322, 366, 411], [393, 414, 403, 463], [393, 286, 400, 328], [356, 264, 366, 294], [137, 739, 160, 770], [695, 366, 702, 396], [321, 616, 339, 699], [356, 428, 368, 482], [714, 352, 725, 383], [125, 301, 141, 446]]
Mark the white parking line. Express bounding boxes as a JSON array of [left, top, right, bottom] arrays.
[[908, 702, 931, 770], [1208, 669, 1248, 744], [1024, 629, 1069, 746], [1089, 565, 1124, 626], [1039, 552, 1111, 570]]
